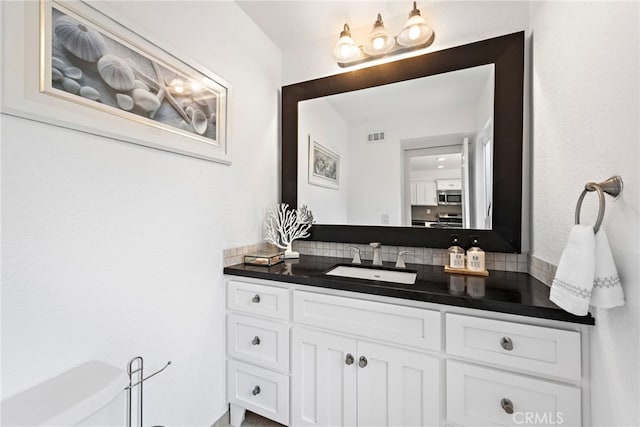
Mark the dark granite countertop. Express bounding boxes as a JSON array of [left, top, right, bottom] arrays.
[[224, 255, 594, 325]]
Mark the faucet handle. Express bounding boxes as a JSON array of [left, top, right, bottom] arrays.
[[347, 246, 362, 264], [395, 250, 412, 268]]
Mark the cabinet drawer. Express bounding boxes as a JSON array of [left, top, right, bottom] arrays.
[[446, 313, 581, 381], [227, 280, 290, 320], [293, 291, 440, 350], [447, 361, 581, 427], [227, 359, 289, 425], [227, 313, 289, 372]]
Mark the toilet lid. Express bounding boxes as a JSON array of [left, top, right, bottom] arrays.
[[1, 360, 127, 426]]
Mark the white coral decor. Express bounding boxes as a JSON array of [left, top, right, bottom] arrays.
[[264, 203, 314, 258]]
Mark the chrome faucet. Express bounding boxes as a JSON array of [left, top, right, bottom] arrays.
[[347, 246, 362, 264], [370, 242, 382, 266]]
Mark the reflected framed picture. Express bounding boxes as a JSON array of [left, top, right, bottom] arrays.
[[1, 0, 230, 163], [308, 136, 339, 189]]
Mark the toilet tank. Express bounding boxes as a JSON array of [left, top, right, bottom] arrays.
[[1, 360, 128, 427]]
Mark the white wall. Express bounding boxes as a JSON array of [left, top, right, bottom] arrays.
[[347, 105, 476, 226], [1, 2, 281, 426], [298, 98, 350, 224], [529, 2, 639, 425]]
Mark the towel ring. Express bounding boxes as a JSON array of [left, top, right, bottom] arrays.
[[574, 176, 623, 233], [575, 183, 606, 233]]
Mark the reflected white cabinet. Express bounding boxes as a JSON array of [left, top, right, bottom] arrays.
[[411, 180, 438, 206], [291, 328, 439, 427], [436, 179, 462, 190]]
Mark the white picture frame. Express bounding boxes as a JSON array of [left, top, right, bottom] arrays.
[[1, 0, 231, 164], [308, 136, 339, 189]]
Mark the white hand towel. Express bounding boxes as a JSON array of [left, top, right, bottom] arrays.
[[550, 225, 596, 316], [590, 229, 625, 308]]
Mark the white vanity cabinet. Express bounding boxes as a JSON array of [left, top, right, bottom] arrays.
[[225, 276, 590, 427]]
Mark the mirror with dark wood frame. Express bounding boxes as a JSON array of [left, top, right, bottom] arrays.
[[282, 32, 524, 253]]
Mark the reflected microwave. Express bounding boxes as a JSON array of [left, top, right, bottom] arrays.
[[437, 190, 462, 205]]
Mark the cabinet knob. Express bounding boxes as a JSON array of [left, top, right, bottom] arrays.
[[500, 398, 514, 414], [252, 385, 261, 396], [252, 294, 261, 303], [358, 356, 368, 368], [345, 353, 354, 365], [252, 336, 261, 346], [500, 336, 514, 351]]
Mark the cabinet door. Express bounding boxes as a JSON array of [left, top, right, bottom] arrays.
[[291, 327, 357, 426], [423, 181, 437, 206], [357, 341, 440, 427], [414, 181, 437, 206]]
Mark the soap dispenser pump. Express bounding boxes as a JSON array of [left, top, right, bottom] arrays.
[[447, 235, 465, 269], [466, 235, 486, 272]]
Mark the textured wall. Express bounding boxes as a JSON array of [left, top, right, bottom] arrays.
[[1, 1, 281, 425], [529, 1, 639, 424]]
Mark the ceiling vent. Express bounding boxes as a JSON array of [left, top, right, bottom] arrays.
[[367, 131, 386, 142]]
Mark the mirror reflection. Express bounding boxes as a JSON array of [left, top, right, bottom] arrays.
[[298, 64, 494, 230]]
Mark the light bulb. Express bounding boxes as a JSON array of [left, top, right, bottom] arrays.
[[408, 25, 421, 40], [190, 81, 202, 92], [363, 14, 395, 56], [333, 24, 361, 63], [397, 2, 434, 47], [373, 37, 385, 50]]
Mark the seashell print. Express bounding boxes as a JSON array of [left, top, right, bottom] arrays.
[[191, 109, 208, 135], [134, 80, 150, 91], [116, 93, 134, 111], [79, 86, 100, 101], [62, 77, 81, 94], [97, 55, 136, 91], [132, 88, 161, 113], [52, 56, 66, 70], [54, 15, 107, 62], [52, 68, 64, 82], [63, 66, 82, 80]]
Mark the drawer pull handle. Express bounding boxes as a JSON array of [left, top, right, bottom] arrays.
[[358, 356, 368, 368], [501, 398, 514, 414], [252, 336, 261, 346], [252, 294, 261, 303], [500, 336, 514, 351], [345, 353, 354, 365], [252, 385, 261, 396]]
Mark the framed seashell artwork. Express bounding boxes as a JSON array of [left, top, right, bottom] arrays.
[[1, 0, 231, 164]]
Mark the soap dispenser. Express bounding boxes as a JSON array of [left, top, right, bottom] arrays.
[[466, 236, 486, 272], [447, 235, 465, 269]]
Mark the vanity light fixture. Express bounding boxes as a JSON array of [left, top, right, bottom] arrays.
[[333, 2, 435, 67]]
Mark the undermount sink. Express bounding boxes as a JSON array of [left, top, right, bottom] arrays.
[[325, 265, 417, 285]]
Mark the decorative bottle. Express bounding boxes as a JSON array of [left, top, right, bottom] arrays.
[[448, 235, 465, 269], [466, 236, 486, 272]]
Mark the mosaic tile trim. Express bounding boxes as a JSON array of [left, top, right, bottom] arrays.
[[291, 241, 529, 273], [224, 241, 541, 274]]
